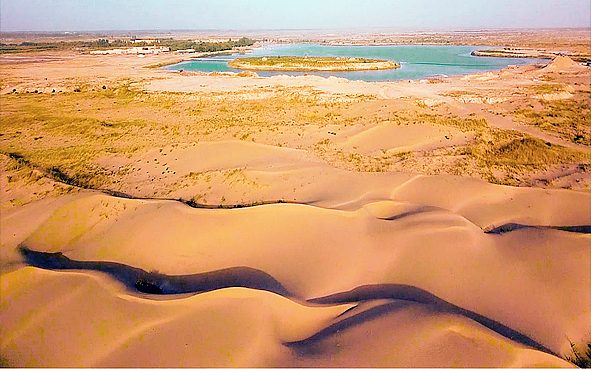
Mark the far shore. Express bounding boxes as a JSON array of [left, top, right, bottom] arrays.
[[471, 48, 590, 62]]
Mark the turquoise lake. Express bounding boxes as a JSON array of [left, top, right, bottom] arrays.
[[164, 44, 548, 82]]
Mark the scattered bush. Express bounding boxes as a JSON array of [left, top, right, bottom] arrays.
[[566, 340, 591, 368], [514, 97, 591, 146], [135, 277, 163, 294]]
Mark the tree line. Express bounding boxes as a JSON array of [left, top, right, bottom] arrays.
[[159, 37, 255, 51], [0, 37, 256, 54]]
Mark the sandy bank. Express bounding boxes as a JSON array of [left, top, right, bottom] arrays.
[[228, 56, 400, 71]]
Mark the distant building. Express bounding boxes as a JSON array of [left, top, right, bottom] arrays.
[[194, 38, 239, 43], [130, 39, 157, 44], [90, 46, 170, 55]]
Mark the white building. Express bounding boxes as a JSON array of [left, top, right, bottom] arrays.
[[90, 46, 170, 55]]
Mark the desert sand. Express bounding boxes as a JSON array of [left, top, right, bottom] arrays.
[[1, 37, 590, 367]]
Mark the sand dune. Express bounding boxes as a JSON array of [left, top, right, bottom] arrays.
[[335, 121, 471, 155], [1, 267, 350, 367], [96, 139, 591, 221], [1, 45, 590, 367], [2, 139, 589, 367], [2, 169, 588, 366], [541, 55, 587, 73], [1, 266, 573, 367]]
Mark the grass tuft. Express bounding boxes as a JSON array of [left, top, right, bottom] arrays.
[[566, 340, 591, 368], [514, 96, 591, 146]]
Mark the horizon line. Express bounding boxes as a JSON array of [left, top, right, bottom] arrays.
[[1, 26, 590, 35]]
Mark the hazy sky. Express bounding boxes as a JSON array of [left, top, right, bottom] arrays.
[[1, 0, 590, 32]]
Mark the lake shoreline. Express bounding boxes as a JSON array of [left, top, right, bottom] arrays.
[[163, 43, 550, 82]]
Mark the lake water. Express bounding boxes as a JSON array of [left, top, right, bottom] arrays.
[[164, 44, 548, 82]]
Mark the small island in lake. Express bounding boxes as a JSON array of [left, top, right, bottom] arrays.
[[471, 48, 590, 62], [228, 56, 400, 71]]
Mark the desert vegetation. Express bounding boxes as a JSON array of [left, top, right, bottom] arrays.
[[2, 80, 589, 198], [566, 340, 591, 368], [0, 37, 255, 54], [513, 93, 591, 146], [228, 56, 400, 71]]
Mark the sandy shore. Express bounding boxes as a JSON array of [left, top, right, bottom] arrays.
[[228, 57, 400, 71], [1, 44, 590, 367]]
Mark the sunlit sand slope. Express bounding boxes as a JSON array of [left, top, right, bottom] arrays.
[[0, 267, 575, 367], [1, 172, 588, 366]]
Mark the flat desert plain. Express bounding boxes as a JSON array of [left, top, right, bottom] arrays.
[[0, 40, 590, 367]]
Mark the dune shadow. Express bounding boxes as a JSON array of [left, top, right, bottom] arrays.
[[17, 246, 293, 298], [286, 300, 415, 356], [484, 223, 591, 234], [376, 206, 441, 221], [101, 188, 298, 209], [301, 284, 556, 356], [17, 247, 557, 357]]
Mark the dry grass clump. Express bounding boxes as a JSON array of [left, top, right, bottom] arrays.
[[1, 82, 352, 185], [494, 137, 579, 164], [387, 111, 488, 132], [2, 79, 589, 193], [458, 130, 590, 185], [566, 340, 591, 368], [377, 111, 590, 185], [339, 150, 409, 172], [443, 90, 473, 98], [419, 113, 488, 132], [532, 83, 566, 94], [0, 152, 78, 209], [237, 71, 258, 77], [311, 136, 412, 173], [513, 95, 591, 146], [310, 110, 588, 181], [2, 152, 45, 186]]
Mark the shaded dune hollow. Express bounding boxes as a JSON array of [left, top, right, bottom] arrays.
[[17, 247, 557, 357], [2, 178, 589, 367], [18, 247, 293, 297]]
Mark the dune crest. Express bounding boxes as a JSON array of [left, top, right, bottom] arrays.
[[1, 265, 577, 367], [1, 175, 587, 366]]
